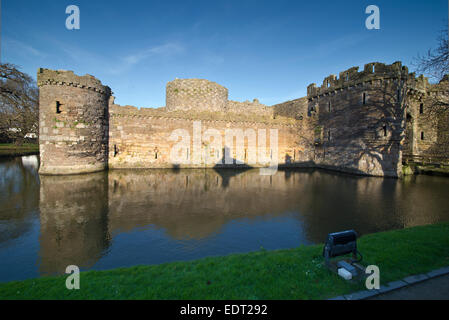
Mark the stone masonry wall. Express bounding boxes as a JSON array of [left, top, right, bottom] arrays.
[[306, 62, 414, 177], [37, 69, 111, 175], [226, 99, 272, 116], [405, 78, 449, 164], [37, 63, 448, 176], [272, 97, 308, 120], [166, 78, 228, 112], [108, 103, 314, 169]]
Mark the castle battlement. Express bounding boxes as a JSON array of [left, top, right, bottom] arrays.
[[109, 101, 297, 127], [37, 62, 448, 177], [37, 68, 111, 95], [306, 61, 430, 99]]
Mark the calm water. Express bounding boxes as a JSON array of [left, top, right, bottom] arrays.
[[1, 155, 449, 282]]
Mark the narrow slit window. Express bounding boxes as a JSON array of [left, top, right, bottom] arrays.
[[421, 132, 425, 140], [328, 101, 331, 112], [362, 93, 366, 105], [419, 103, 424, 114], [328, 130, 331, 141], [56, 101, 62, 114], [383, 125, 387, 137]]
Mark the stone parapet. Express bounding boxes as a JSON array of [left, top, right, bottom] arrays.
[[307, 61, 427, 99], [37, 68, 111, 95]]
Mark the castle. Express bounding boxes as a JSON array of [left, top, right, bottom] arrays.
[[37, 61, 449, 177]]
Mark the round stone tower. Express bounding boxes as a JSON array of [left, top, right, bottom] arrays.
[[37, 68, 111, 175], [166, 78, 228, 112]]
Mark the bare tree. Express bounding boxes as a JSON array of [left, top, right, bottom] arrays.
[[0, 63, 39, 144], [413, 26, 449, 122], [414, 27, 448, 82]]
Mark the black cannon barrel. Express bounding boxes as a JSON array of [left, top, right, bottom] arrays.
[[327, 230, 357, 245], [324, 230, 358, 259]]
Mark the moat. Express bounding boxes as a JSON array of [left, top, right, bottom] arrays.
[[1, 155, 449, 283]]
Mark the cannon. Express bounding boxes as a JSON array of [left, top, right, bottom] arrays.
[[323, 230, 364, 279]]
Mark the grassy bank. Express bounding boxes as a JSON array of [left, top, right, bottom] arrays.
[[0, 143, 39, 157], [1, 222, 448, 300]]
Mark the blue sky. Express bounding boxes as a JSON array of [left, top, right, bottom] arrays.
[[2, 0, 447, 108]]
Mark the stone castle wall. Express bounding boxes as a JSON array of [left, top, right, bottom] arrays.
[[37, 68, 111, 174], [166, 78, 273, 116], [306, 62, 413, 177], [37, 62, 449, 177], [272, 97, 308, 120], [108, 103, 314, 169], [166, 78, 228, 112], [403, 77, 449, 164], [225, 99, 272, 116]]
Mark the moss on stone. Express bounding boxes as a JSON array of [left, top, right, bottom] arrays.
[[402, 164, 415, 175]]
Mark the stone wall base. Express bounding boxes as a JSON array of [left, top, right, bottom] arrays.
[[39, 163, 107, 175]]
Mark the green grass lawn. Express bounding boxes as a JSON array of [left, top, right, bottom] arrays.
[[0, 222, 448, 300], [0, 143, 39, 157]]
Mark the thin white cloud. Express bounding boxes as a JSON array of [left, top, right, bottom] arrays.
[[43, 38, 185, 75], [123, 43, 184, 65], [60, 45, 101, 64], [4, 38, 46, 58], [108, 43, 184, 74]]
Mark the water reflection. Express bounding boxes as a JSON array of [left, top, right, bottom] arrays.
[[107, 169, 305, 239], [39, 173, 110, 275], [21, 156, 39, 170], [0, 156, 39, 245], [0, 156, 448, 282]]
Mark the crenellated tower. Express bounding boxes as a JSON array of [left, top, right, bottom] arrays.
[[305, 61, 419, 177], [36, 62, 448, 177], [37, 68, 111, 175]]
